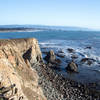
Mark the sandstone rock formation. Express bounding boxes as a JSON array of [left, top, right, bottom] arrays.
[[0, 38, 46, 100]]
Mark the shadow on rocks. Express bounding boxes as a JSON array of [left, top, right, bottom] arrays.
[[44, 50, 61, 70]]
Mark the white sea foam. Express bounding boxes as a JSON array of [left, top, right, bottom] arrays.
[[40, 39, 100, 71]]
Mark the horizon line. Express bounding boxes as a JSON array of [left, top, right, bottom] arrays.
[[0, 24, 100, 31]]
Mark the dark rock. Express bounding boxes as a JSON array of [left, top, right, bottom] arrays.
[[41, 47, 47, 49], [47, 59, 61, 69], [71, 54, 78, 59], [66, 61, 78, 72], [36, 55, 43, 62], [67, 48, 75, 53], [23, 47, 32, 61], [56, 53, 65, 58], [44, 50, 56, 63], [81, 58, 95, 65], [36, 61, 100, 100], [42, 51, 48, 55], [87, 60, 93, 65], [81, 58, 89, 62], [85, 46, 92, 49], [55, 59, 61, 64], [58, 50, 64, 53]]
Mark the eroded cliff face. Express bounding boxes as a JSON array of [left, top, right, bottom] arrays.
[[0, 38, 46, 100]]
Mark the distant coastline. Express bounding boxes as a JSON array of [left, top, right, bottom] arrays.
[[0, 25, 95, 31], [0, 28, 43, 32]]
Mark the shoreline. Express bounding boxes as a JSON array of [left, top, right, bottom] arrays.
[[0, 30, 43, 33], [33, 62, 100, 100], [0, 37, 100, 100], [41, 47, 100, 85]]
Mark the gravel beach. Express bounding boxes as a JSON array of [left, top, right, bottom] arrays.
[[32, 62, 100, 100]]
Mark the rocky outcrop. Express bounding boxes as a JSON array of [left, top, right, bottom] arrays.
[[44, 50, 61, 67], [66, 61, 78, 72], [0, 38, 46, 100], [44, 50, 56, 63]]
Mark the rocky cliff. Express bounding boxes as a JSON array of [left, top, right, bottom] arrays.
[[0, 38, 46, 100]]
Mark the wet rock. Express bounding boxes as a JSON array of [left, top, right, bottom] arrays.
[[47, 58, 61, 69], [87, 60, 93, 65], [44, 50, 56, 63], [56, 53, 65, 58], [41, 47, 47, 49], [58, 50, 64, 53], [55, 59, 61, 64], [42, 51, 48, 55], [81, 58, 89, 62], [71, 54, 78, 59], [66, 61, 78, 72], [67, 48, 75, 53], [81, 58, 95, 65], [85, 46, 92, 49]]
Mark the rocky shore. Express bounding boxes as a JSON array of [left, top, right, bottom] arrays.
[[0, 38, 100, 100], [32, 61, 100, 100], [33, 50, 100, 100]]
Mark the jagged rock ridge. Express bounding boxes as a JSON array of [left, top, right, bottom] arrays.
[[0, 38, 46, 100]]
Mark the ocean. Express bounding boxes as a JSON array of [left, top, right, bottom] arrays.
[[0, 30, 100, 83]]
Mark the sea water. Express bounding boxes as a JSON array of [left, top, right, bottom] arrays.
[[0, 30, 100, 83]]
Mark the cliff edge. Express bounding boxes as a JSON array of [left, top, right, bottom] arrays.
[[0, 38, 46, 100]]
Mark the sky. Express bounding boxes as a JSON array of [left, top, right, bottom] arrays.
[[0, 0, 100, 29]]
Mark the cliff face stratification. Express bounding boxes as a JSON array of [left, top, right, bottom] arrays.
[[0, 38, 46, 100]]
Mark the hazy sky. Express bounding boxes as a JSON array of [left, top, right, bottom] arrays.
[[0, 0, 100, 29]]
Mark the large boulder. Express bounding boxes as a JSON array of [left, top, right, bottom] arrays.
[[44, 50, 56, 63], [66, 61, 78, 72]]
